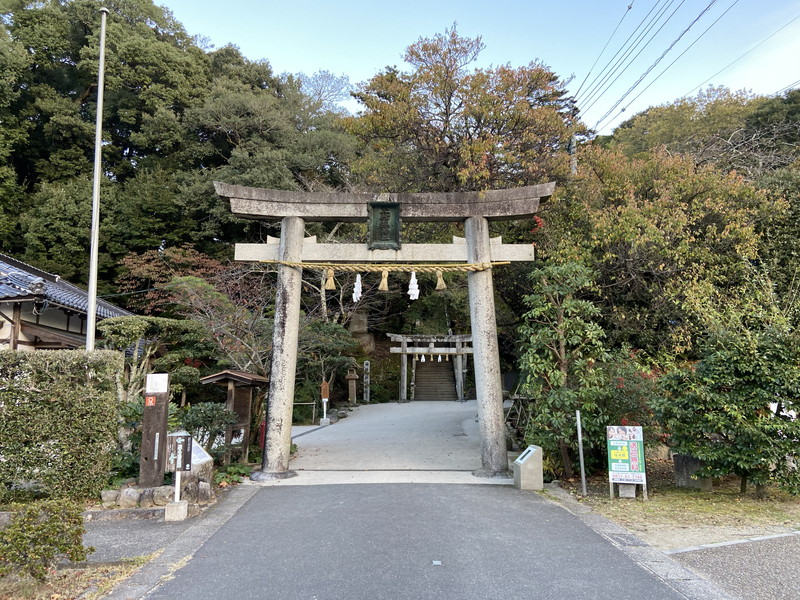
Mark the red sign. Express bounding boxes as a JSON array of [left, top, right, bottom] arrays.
[[145, 395, 157, 407]]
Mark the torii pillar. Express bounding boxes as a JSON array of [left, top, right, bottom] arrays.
[[215, 183, 555, 479]]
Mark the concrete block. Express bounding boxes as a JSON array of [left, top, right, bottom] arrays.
[[320, 417, 331, 426], [164, 500, 188, 522], [618, 484, 637, 498], [513, 445, 543, 491]]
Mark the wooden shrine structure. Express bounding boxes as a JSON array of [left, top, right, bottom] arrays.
[[200, 370, 269, 465], [215, 182, 554, 478]]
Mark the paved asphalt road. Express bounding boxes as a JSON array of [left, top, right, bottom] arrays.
[[669, 535, 800, 600], [92, 402, 746, 599], [142, 484, 695, 600]]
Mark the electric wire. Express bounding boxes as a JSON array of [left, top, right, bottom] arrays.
[[577, 0, 671, 105], [774, 78, 800, 96], [684, 11, 800, 96], [593, 0, 719, 131], [579, 0, 681, 110], [612, 0, 740, 122], [573, 1, 636, 98]]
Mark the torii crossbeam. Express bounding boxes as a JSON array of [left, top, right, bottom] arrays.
[[215, 182, 555, 478]]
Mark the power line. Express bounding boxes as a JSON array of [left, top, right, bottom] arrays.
[[574, 2, 636, 98], [579, 0, 681, 109], [615, 0, 740, 120], [100, 287, 165, 298], [577, 0, 670, 105], [594, 0, 719, 131], [684, 11, 800, 97], [774, 79, 800, 96], [580, 1, 689, 116]]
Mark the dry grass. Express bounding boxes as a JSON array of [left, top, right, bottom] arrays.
[[561, 459, 800, 532], [0, 554, 152, 600]]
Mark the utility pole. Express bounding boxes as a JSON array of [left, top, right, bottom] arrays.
[[85, 7, 109, 351], [569, 135, 577, 176]]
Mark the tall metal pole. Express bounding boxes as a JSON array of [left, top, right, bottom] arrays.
[[85, 7, 110, 351], [576, 409, 588, 496]]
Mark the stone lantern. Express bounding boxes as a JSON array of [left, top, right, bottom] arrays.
[[345, 367, 359, 406]]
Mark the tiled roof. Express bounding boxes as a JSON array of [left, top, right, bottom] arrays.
[[0, 253, 130, 319]]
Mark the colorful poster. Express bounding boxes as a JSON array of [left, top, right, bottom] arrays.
[[607, 426, 646, 485]]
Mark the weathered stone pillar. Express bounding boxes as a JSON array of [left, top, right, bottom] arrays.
[[252, 216, 304, 480], [399, 339, 408, 402], [465, 216, 509, 476], [454, 340, 464, 401]]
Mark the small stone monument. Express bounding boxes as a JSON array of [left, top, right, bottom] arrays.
[[673, 453, 712, 491], [348, 312, 375, 354]]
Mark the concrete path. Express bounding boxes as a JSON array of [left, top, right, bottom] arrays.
[[291, 401, 484, 471], [270, 401, 510, 486]]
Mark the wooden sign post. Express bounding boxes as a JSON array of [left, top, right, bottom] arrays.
[[139, 373, 170, 488], [320, 379, 330, 425]]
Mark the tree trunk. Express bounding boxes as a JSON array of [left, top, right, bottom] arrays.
[[559, 439, 574, 479], [740, 475, 748, 494], [755, 483, 766, 499], [320, 272, 328, 322]]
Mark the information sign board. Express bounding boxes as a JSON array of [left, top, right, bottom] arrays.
[[606, 425, 646, 486], [168, 432, 193, 472]]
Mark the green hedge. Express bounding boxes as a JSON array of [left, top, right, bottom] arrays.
[[0, 498, 92, 581], [0, 350, 122, 500]]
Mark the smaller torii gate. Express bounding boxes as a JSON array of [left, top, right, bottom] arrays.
[[387, 333, 473, 402], [215, 182, 554, 479]]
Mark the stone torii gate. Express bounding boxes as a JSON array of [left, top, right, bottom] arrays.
[[215, 182, 554, 479], [387, 333, 473, 402]]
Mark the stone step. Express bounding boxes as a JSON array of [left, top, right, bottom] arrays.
[[414, 361, 457, 401]]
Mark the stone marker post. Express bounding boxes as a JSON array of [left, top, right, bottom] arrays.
[[399, 339, 408, 402], [363, 360, 371, 404], [140, 373, 170, 488]]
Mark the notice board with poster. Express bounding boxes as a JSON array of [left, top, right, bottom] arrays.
[[607, 425, 648, 499]]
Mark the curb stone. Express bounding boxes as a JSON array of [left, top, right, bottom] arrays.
[[101, 484, 259, 600], [541, 483, 736, 600], [83, 507, 165, 522]]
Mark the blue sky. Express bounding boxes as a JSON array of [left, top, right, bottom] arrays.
[[157, 0, 800, 133]]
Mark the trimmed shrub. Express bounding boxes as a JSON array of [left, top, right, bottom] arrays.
[[0, 498, 93, 581], [0, 350, 122, 500]]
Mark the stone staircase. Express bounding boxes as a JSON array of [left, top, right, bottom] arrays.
[[414, 359, 457, 401]]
